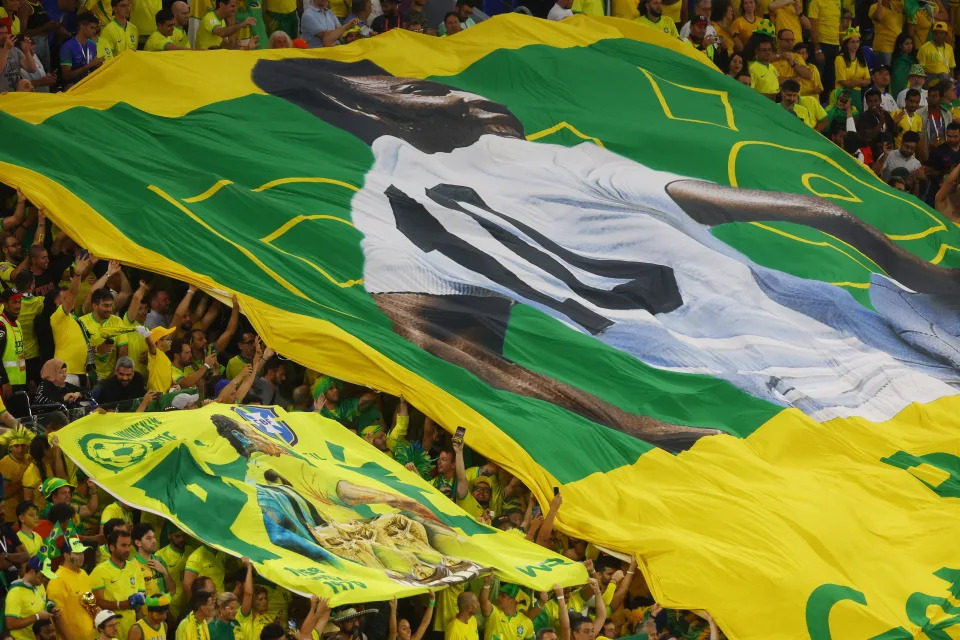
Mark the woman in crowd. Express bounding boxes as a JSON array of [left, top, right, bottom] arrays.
[[725, 51, 744, 78], [891, 32, 917, 97], [711, 0, 740, 55], [731, 0, 758, 50], [834, 26, 871, 106], [388, 596, 433, 640], [34, 358, 85, 408]]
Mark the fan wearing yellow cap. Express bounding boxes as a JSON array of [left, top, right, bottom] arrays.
[[0, 425, 32, 523], [918, 21, 956, 79], [146, 325, 176, 393], [129, 594, 171, 640]]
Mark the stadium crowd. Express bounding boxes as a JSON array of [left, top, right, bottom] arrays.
[[0, 204, 722, 640]]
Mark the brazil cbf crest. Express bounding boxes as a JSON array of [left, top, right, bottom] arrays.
[[231, 406, 298, 446]]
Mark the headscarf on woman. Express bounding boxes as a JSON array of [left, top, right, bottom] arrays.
[[35, 358, 82, 407]]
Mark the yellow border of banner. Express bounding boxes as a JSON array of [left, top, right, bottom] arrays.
[[0, 14, 714, 125]]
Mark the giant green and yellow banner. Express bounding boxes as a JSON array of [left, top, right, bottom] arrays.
[[3, 14, 960, 638], [57, 403, 586, 601]]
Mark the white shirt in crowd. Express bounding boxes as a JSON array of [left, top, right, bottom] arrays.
[[881, 149, 922, 180], [897, 87, 928, 108]]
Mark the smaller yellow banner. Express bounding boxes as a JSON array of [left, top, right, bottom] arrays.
[[58, 404, 586, 603]]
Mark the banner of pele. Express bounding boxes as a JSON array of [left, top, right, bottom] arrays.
[[57, 404, 586, 603]]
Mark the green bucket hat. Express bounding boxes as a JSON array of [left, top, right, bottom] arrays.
[[754, 18, 776, 38], [909, 63, 926, 77], [41, 477, 75, 498]]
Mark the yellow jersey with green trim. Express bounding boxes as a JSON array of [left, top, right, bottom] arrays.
[[100, 501, 133, 526], [195, 10, 225, 50], [80, 312, 128, 381], [157, 543, 188, 619], [445, 616, 479, 640], [100, 18, 139, 61], [90, 558, 146, 640], [133, 552, 168, 596], [185, 545, 226, 594], [17, 528, 43, 557], [4, 580, 46, 640], [173, 26, 190, 47], [483, 607, 533, 640], [145, 30, 175, 51], [635, 14, 679, 37], [19, 294, 43, 360], [122, 314, 149, 377]]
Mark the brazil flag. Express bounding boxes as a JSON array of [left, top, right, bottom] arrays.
[[3, 14, 960, 639]]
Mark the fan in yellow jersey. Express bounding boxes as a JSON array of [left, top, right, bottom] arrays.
[[175, 589, 215, 640], [80, 286, 129, 385], [445, 592, 480, 640], [90, 529, 147, 640], [100, 500, 133, 533], [51, 258, 93, 385], [131, 523, 177, 600], [633, 0, 679, 37], [15, 502, 44, 557], [237, 585, 279, 640], [479, 575, 542, 640], [4, 555, 58, 640], [47, 537, 96, 640], [170, 0, 191, 46], [156, 528, 190, 621], [146, 326, 176, 393], [18, 272, 47, 386], [100, 0, 138, 61], [196, 0, 256, 50], [122, 279, 150, 377], [894, 88, 925, 146], [145, 7, 191, 50], [183, 544, 227, 596], [129, 594, 171, 640], [747, 22, 780, 100]]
